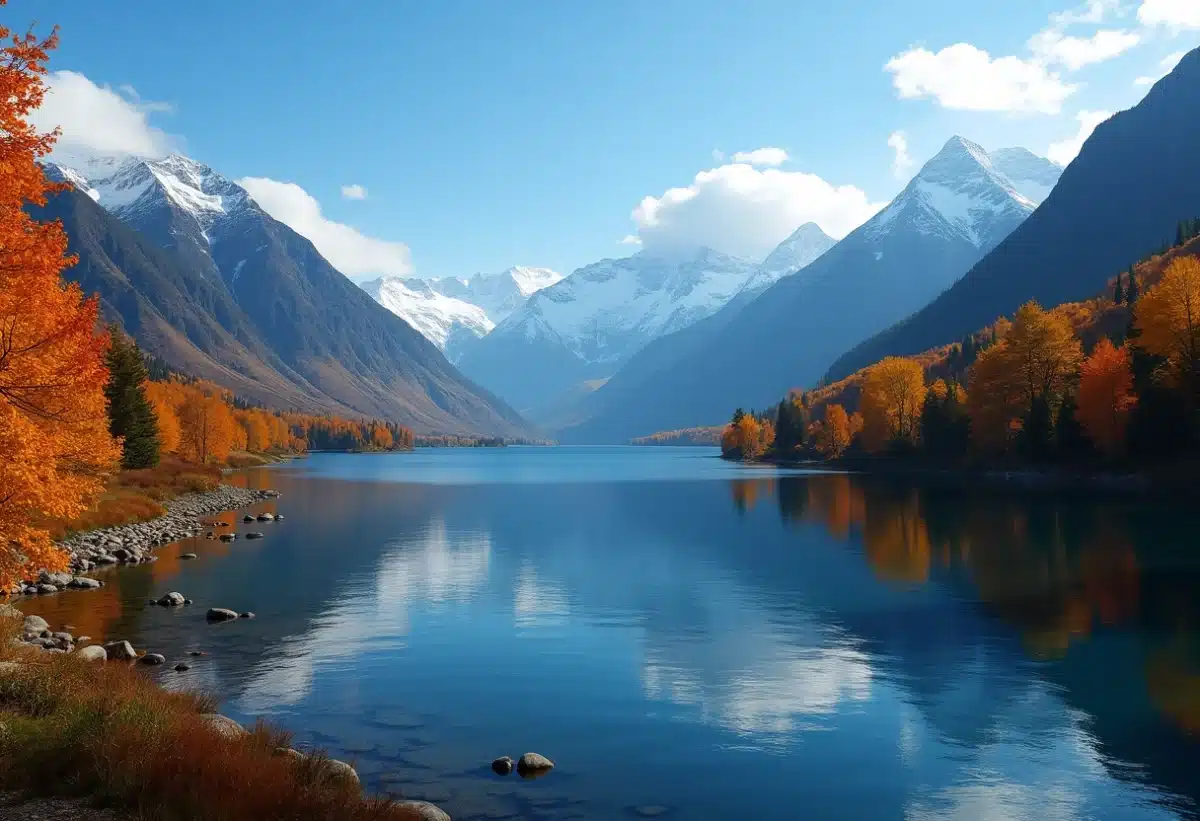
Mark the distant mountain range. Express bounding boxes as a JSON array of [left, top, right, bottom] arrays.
[[43, 154, 530, 437], [453, 224, 835, 415], [360, 267, 562, 362], [557, 138, 1063, 443], [827, 46, 1200, 382]]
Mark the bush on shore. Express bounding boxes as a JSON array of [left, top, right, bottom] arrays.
[[0, 622, 426, 820]]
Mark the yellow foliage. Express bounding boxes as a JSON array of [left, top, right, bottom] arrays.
[[860, 357, 926, 452], [1134, 255, 1200, 393]]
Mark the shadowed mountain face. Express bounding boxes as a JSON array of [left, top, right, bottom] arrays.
[[826, 46, 1200, 383], [557, 140, 1059, 442], [40, 160, 530, 437]]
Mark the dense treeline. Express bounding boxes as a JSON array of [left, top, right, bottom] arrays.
[[723, 232, 1200, 472], [631, 426, 722, 446]]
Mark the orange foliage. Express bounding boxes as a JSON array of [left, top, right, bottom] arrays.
[[860, 357, 926, 452], [0, 18, 121, 588], [1077, 339, 1137, 457], [817, 403, 851, 458], [144, 381, 181, 454], [175, 386, 237, 464], [1135, 255, 1200, 396], [721, 415, 775, 460]]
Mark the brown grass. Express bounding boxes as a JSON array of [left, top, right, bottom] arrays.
[[0, 622, 424, 820], [47, 458, 224, 539]]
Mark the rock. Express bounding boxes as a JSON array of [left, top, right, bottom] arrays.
[[174, 663, 191, 672], [21, 586, 37, 595], [103, 641, 137, 661], [189, 651, 207, 656], [140, 653, 166, 666], [22, 615, 48, 634], [323, 758, 359, 784], [36, 584, 58, 595], [112, 548, 130, 561], [74, 645, 107, 662], [95, 555, 117, 565], [184, 599, 194, 605], [40, 570, 72, 587], [238, 612, 255, 619], [394, 801, 450, 821], [256, 513, 274, 522], [491, 756, 513, 775], [0, 604, 23, 620], [52, 632, 73, 643], [634, 807, 671, 818], [517, 752, 554, 776], [219, 534, 236, 542], [206, 608, 239, 622], [242, 515, 255, 523], [181, 553, 198, 560], [68, 577, 101, 589], [274, 747, 305, 760], [245, 532, 264, 540], [157, 592, 186, 607], [199, 714, 248, 739], [274, 514, 284, 520], [77, 636, 91, 643]]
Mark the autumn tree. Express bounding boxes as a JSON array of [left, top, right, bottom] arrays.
[[0, 16, 121, 587], [817, 403, 851, 458], [176, 387, 236, 463], [1077, 338, 1137, 457], [104, 328, 160, 468], [860, 357, 926, 452], [144, 381, 181, 454], [920, 379, 970, 460], [1134, 256, 1200, 403], [371, 422, 394, 450], [721, 413, 774, 460]]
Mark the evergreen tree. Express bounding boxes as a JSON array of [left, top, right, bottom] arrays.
[[104, 328, 161, 469], [1177, 221, 1186, 248], [1113, 271, 1124, 304], [1054, 395, 1092, 461], [1016, 395, 1054, 463], [1126, 271, 1139, 305]]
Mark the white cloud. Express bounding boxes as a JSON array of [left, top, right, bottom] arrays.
[[1050, 0, 1121, 26], [631, 161, 884, 260], [1138, 0, 1200, 28], [1046, 109, 1112, 165], [1029, 28, 1141, 70], [237, 177, 412, 277], [888, 131, 914, 180], [619, 234, 642, 246], [885, 44, 1077, 114], [31, 70, 177, 161], [1134, 50, 1187, 84], [340, 183, 368, 200], [730, 147, 789, 167]]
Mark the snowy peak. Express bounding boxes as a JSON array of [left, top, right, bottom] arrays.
[[752, 223, 836, 288], [867, 137, 1062, 248]]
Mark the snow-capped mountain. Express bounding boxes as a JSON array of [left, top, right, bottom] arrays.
[[456, 247, 760, 412], [360, 267, 562, 362], [43, 152, 530, 436], [737, 222, 836, 299], [556, 137, 1063, 442]]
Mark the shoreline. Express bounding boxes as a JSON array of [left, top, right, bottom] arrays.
[[11, 484, 280, 598]]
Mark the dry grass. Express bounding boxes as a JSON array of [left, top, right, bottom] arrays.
[[48, 459, 223, 539], [0, 623, 424, 821]]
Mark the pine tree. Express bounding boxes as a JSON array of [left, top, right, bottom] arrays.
[[1177, 221, 1186, 248], [1126, 270, 1139, 305], [104, 328, 161, 469], [1113, 271, 1124, 304]]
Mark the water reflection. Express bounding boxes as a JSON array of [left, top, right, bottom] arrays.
[[16, 454, 1200, 821]]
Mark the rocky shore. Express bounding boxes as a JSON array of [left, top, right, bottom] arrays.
[[13, 485, 281, 596]]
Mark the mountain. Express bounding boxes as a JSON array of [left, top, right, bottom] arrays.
[[557, 138, 1061, 442], [43, 155, 530, 437], [454, 247, 765, 413], [360, 266, 562, 362], [741, 222, 837, 297], [826, 46, 1200, 382]]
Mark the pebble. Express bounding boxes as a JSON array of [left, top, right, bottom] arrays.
[[140, 653, 166, 666], [491, 756, 513, 775], [517, 752, 555, 776], [181, 553, 198, 560], [174, 663, 191, 672], [245, 532, 264, 540], [238, 612, 255, 619]]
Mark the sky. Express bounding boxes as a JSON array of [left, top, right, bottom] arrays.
[[23, 0, 1200, 281]]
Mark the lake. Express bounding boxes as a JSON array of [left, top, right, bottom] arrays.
[[20, 447, 1200, 820]]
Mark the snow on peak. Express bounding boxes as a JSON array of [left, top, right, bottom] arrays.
[[507, 266, 563, 297], [866, 138, 1062, 248], [361, 276, 494, 361]]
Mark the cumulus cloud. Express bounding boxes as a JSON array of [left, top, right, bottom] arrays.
[[888, 131, 914, 180], [30, 71, 177, 161], [237, 177, 412, 277], [885, 44, 1077, 114], [619, 234, 642, 246], [340, 183, 368, 200], [631, 161, 884, 260], [1029, 28, 1141, 70], [1138, 0, 1200, 28], [1134, 50, 1187, 84], [730, 147, 789, 167], [1046, 109, 1112, 165]]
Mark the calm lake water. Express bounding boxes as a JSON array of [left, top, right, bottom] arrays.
[[20, 447, 1200, 821]]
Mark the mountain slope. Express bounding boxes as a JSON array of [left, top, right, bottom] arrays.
[[455, 248, 760, 413], [45, 156, 530, 437], [360, 266, 562, 362], [558, 138, 1061, 442], [826, 46, 1200, 382]]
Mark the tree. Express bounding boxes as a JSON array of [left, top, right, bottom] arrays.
[[144, 381, 181, 454], [721, 413, 774, 460], [920, 379, 970, 460], [1055, 394, 1091, 460], [1134, 256, 1200, 403], [177, 388, 236, 463], [1127, 270, 1140, 305], [1005, 302, 1082, 413], [1114, 272, 1125, 305], [1077, 338, 1137, 457], [818, 403, 851, 458], [0, 17, 121, 588], [860, 357, 926, 452], [103, 328, 160, 468], [371, 422, 394, 450]]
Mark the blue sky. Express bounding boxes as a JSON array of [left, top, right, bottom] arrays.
[[25, 0, 1200, 280]]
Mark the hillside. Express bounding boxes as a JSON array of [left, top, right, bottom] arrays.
[[826, 46, 1200, 382]]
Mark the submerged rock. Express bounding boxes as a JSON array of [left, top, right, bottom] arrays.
[[174, 663, 191, 672], [491, 756, 513, 775], [206, 608, 239, 623], [219, 534, 236, 542], [140, 653, 166, 666], [181, 553, 198, 560], [157, 592, 186, 607], [517, 752, 554, 776], [245, 532, 264, 540], [238, 612, 255, 619], [256, 513, 274, 522]]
